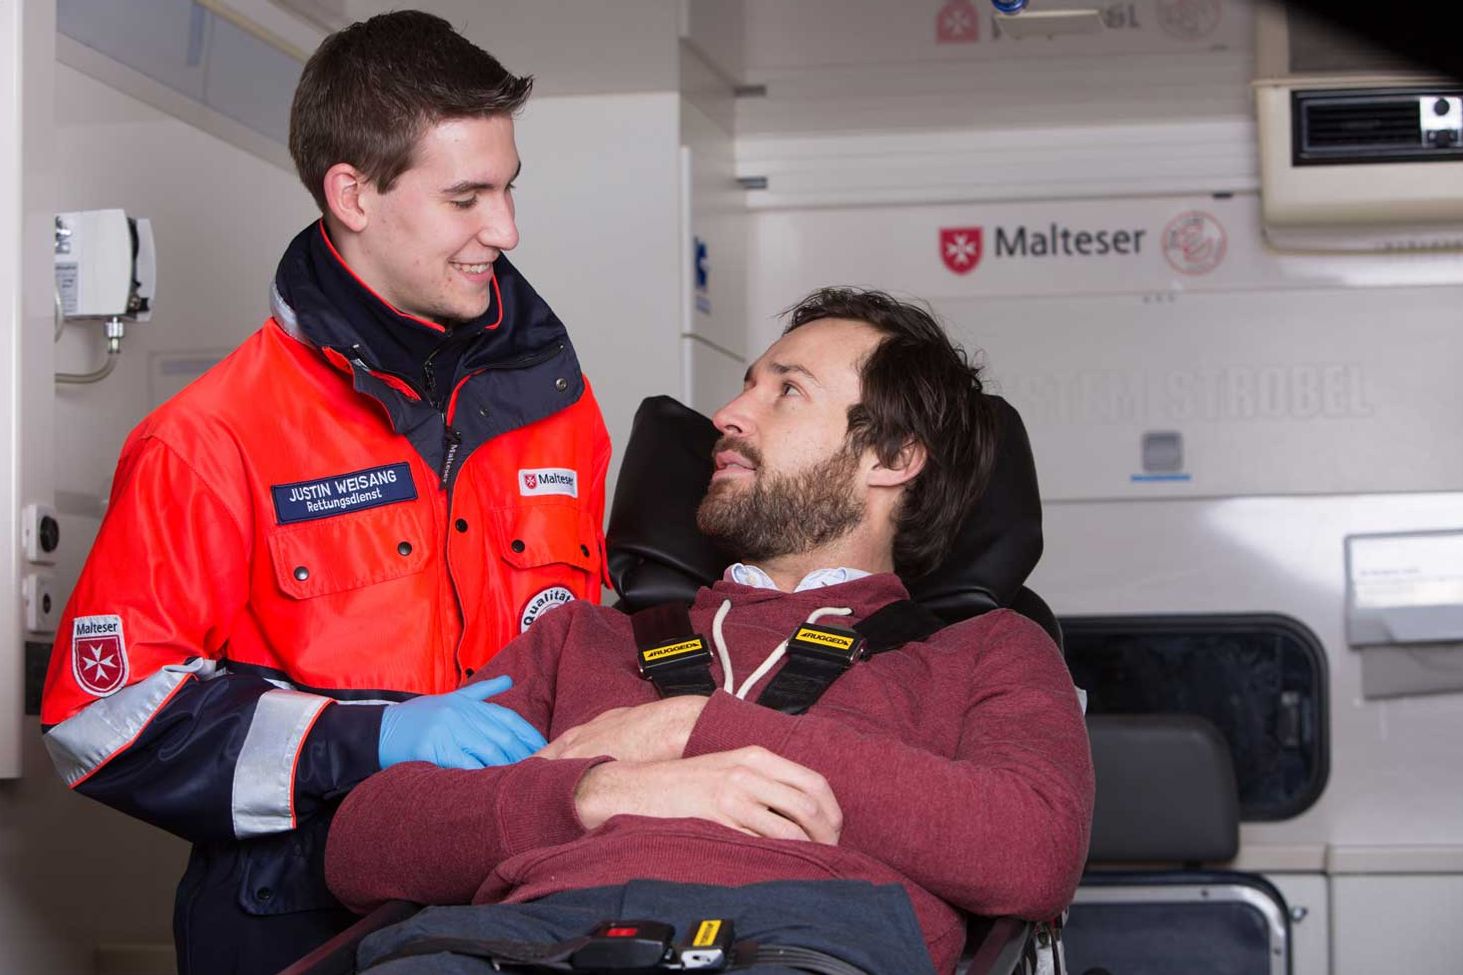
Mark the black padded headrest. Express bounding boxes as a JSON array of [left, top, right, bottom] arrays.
[[606, 396, 731, 609], [1086, 714, 1240, 864], [907, 395, 1043, 621], [606, 394, 1043, 619]]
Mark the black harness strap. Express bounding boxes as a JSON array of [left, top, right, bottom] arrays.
[[632, 603, 717, 697], [631, 599, 946, 714], [756, 600, 945, 715], [847, 598, 946, 655]]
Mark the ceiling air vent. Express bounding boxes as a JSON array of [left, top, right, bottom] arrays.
[[1294, 89, 1463, 166]]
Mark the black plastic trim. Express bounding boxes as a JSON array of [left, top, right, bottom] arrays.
[[1292, 86, 1463, 167]]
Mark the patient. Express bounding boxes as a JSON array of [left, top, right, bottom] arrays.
[[325, 288, 1094, 974]]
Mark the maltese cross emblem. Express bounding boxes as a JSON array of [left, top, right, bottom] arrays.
[[940, 227, 983, 275]]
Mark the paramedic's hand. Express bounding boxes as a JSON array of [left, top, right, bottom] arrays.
[[539, 696, 707, 763], [378, 676, 547, 770], [574, 746, 842, 844]]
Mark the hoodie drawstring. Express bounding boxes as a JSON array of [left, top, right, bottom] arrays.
[[708, 598, 853, 701]]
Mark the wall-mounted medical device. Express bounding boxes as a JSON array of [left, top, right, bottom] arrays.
[[1345, 529, 1463, 699], [54, 208, 155, 321], [53, 208, 156, 386]]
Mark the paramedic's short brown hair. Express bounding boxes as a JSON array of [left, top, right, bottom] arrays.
[[784, 288, 1001, 579], [289, 10, 533, 212]]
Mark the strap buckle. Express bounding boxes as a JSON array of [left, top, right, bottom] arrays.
[[678, 918, 736, 971], [571, 920, 676, 971], [786, 624, 866, 670], [637, 635, 713, 678]]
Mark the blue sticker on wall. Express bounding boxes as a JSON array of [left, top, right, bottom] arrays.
[[694, 236, 711, 315], [272, 462, 417, 524]]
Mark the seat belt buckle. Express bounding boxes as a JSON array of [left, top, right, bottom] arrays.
[[677, 918, 735, 970], [571, 920, 676, 971], [637, 635, 713, 679], [787, 623, 866, 669]]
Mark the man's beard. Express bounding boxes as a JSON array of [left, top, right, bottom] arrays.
[[696, 436, 866, 563]]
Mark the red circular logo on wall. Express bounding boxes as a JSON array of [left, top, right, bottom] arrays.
[[936, 0, 980, 44], [1162, 211, 1227, 275], [1156, 0, 1223, 41]]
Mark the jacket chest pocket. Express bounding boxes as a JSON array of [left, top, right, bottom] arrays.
[[267, 503, 432, 599], [494, 503, 601, 632]]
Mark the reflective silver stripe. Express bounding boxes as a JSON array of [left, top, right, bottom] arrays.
[[262, 674, 396, 706], [259, 673, 397, 705], [231, 689, 330, 839], [44, 659, 221, 787], [269, 281, 309, 344]]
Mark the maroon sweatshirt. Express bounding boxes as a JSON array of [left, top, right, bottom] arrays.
[[326, 574, 1094, 973]]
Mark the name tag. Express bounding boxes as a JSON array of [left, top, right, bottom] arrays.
[[272, 462, 417, 524]]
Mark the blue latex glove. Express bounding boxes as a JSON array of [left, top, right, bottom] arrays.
[[378, 676, 547, 770]]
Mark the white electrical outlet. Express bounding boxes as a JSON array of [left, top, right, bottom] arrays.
[[23, 572, 59, 634], [22, 502, 60, 565]]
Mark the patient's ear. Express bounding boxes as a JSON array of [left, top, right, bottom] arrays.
[[867, 440, 926, 488]]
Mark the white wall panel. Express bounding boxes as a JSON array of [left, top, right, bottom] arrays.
[[739, 0, 1255, 136], [682, 0, 745, 83], [682, 89, 748, 369], [751, 192, 1463, 500], [745, 0, 1252, 70], [0, 0, 52, 782], [1332, 874, 1463, 972], [511, 92, 685, 486], [686, 336, 744, 420], [348, 0, 682, 96]]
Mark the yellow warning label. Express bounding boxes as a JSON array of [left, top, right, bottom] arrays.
[[794, 627, 856, 651], [642, 638, 705, 663], [692, 919, 722, 947]]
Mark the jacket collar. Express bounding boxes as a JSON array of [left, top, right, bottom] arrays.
[[269, 221, 571, 381]]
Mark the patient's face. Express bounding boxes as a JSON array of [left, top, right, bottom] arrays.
[[697, 319, 882, 559]]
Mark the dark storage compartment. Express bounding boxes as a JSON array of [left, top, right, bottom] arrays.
[[1062, 614, 1329, 821], [1065, 872, 1290, 975]]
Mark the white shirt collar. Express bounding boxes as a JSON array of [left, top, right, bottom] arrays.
[[725, 563, 872, 593]]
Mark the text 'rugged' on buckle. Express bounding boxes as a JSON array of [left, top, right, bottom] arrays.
[[637, 635, 712, 677], [787, 624, 866, 669]]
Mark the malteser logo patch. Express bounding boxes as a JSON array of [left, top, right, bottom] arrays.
[[72, 614, 128, 697], [520, 585, 575, 631], [518, 468, 578, 498]]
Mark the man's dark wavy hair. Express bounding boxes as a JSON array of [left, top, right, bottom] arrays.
[[784, 288, 1000, 579], [289, 10, 533, 212]]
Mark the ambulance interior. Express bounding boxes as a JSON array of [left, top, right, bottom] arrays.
[[2, 1, 1461, 972]]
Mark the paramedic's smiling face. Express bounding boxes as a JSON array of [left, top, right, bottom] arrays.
[[349, 115, 521, 325], [698, 319, 884, 560]]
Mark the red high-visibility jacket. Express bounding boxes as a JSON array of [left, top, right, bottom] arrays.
[[40, 235, 610, 923]]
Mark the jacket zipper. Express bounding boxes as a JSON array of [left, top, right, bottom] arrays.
[[345, 345, 428, 402], [423, 354, 439, 407]]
